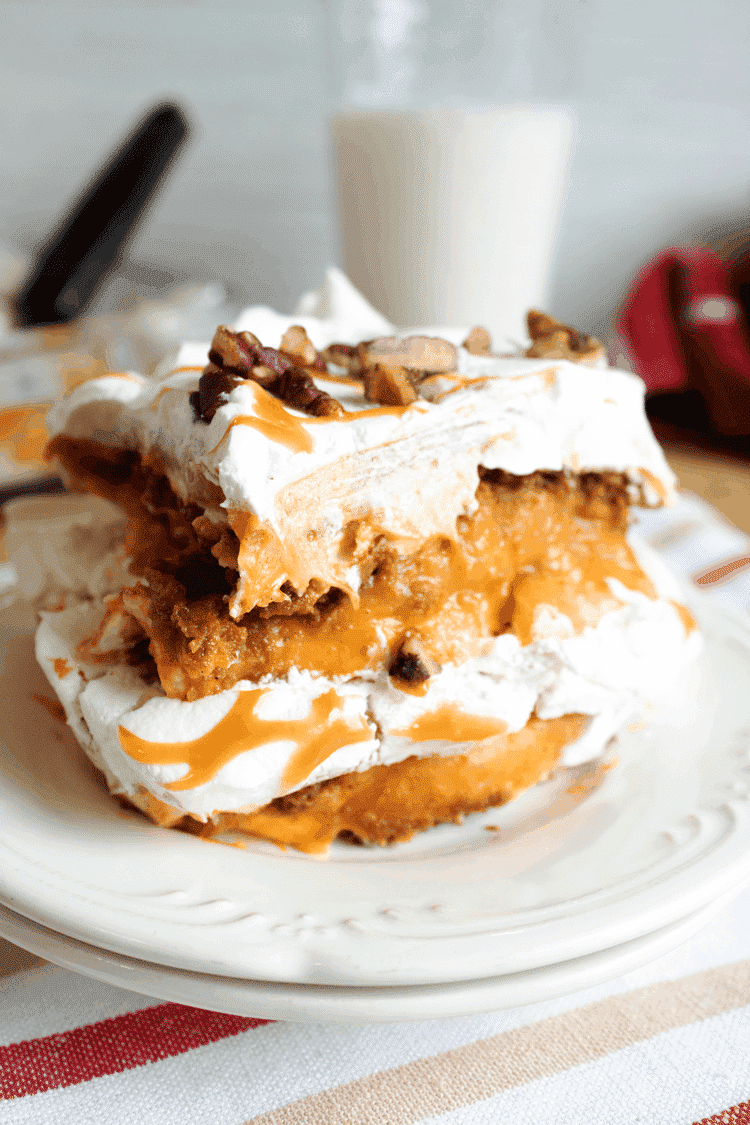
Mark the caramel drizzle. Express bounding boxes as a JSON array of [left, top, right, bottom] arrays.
[[118, 688, 372, 792], [669, 599, 698, 634], [52, 657, 73, 678], [317, 373, 366, 388], [150, 386, 179, 411], [210, 382, 416, 457], [332, 404, 416, 421], [91, 371, 143, 385], [210, 383, 314, 455], [394, 703, 507, 744], [420, 373, 492, 402]]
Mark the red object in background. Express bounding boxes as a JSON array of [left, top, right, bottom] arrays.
[[618, 245, 750, 438]]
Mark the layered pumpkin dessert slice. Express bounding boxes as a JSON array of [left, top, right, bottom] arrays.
[[20, 295, 699, 853]]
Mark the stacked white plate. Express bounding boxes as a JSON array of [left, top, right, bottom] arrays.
[[1, 596, 750, 1023]]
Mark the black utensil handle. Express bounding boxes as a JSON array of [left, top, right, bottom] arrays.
[[15, 102, 189, 327]]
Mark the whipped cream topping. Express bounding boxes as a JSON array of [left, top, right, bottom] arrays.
[[47, 275, 677, 615], [24, 491, 700, 821], [3, 493, 132, 610]]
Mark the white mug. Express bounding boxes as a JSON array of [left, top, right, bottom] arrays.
[[332, 106, 574, 344]]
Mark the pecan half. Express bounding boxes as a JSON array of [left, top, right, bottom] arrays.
[[193, 325, 345, 422], [190, 367, 244, 423], [462, 326, 492, 355], [525, 310, 606, 366]]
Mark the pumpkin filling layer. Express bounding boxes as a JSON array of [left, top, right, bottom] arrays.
[[48, 435, 653, 701]]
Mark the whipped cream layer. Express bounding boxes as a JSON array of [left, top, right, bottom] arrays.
[[3, 493, 133, 610], [28, 492, 699, 821], [47, 331, 676, 616]]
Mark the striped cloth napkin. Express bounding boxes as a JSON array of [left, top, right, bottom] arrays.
[[2, 490, 750, 1125]]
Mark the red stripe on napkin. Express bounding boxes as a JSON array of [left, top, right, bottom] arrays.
[[692, 1102, 750, 1125], [0, 1003, 271, 1099]]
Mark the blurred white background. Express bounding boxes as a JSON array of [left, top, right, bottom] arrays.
[[2, 0, 750, 342]]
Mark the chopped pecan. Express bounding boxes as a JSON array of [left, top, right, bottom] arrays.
[[525, 310, 606, 366], [280, 325, 323, 369], [209, 325, 291, 377], [362, 364, 419, 407], [320, 343, 361, 375], [272, 366, 346, 416], [462, 326, 492, 355], [526, 310, 560, 340], [193, 325, 345, 422], [359, 336, 458, 406], [209, 325, 255, 372], [191, 367, 244, 423], [389, 636, 441, 685]]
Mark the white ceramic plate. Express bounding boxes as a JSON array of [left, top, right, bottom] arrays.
[[0, 894, 736, 1023], [1, 597, 750, 987]]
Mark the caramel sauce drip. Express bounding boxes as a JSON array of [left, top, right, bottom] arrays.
[[109, 372, 144, 384], [331, 404, 415, 421], [318, 373, 366, 388], [212, 385, 414, 458], [0, 406, 49, 463], [419, 373, 491, 401], [211, 384, 315, 455], [150, 386, 178, 411], [118, 687, 372, 793], [670, 599, 698, 635], [394, 703, 507, 743], [52, 657, 73, 678]]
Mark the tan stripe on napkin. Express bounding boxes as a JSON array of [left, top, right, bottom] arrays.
[[246, 959, 750, 1125]]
